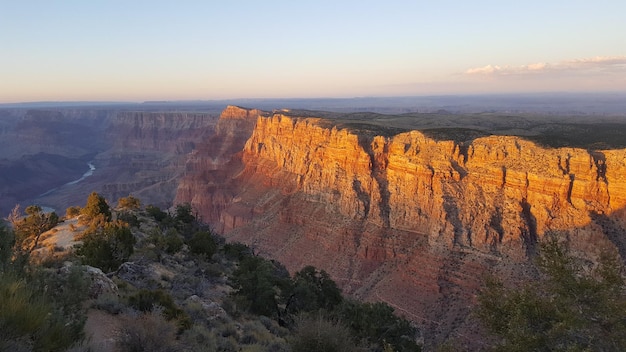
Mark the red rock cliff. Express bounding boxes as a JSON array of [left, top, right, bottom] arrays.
[[174, 106, 264, 221], [176, 107, 626, 346], [240, 113, 626, 256]]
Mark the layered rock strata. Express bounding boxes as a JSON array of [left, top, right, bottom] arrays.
[[232, 112, 626, 255], [176, 107, 626, 346], [26, 111, 218, 212], [174, 106, 264, 221]]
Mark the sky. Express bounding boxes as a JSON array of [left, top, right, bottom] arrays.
[[1, 0, 625, 103]]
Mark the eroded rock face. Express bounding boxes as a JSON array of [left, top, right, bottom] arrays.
[[175, 107, 626, 346], [106, 112, 216, 154], [231, 112, 626, 255], [86, 111, 216, 209], [174, 106, 263, 222]]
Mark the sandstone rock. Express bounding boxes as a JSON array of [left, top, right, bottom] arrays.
[[174, 106, 626, 346], [235, 112, 626, 257]]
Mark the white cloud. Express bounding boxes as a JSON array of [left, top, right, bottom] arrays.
[[465, 65, 503, 75], [465, 56, 626, 77]]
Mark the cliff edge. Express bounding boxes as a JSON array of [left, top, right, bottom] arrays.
[[175, 107, 626, 346]]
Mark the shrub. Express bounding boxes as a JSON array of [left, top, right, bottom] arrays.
[[223, 242, 253, 261], [287, 266, 343, 313], [230, 256, 291, 317], [117, 211, 140, 228], [65, 206, 81, 218], [117, 195, 141, 210], [240, 319, 289, 349], [0, 223, 15, 271], [178, 324, 218, 351], [146, 205, 168, 223], [116, 311, 181, 352], [81, 192, 111, 221], [188, 231, 217, 258], [476, 235, 626, 351], [76, 220, 135, 272], [28, 265, 89, 345], [163, 228, 184, 254], [128, 289, 191, 331], [334, 300, 420, 352], [93, 292, 125, 314], [174, 203, 195, 224], [289, 313, 359, 352], [0, 271, 86, 351], [143, 228, 178, 260]]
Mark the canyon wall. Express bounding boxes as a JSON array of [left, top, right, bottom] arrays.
[[94, 112, 217, 208], [106, 112, 216, 154], [174, 106, 264, 221], [176, 107, 626, 346], [0, 109, 114, 215], [242, 114, 626, 257], [23, 110, 218, 213]]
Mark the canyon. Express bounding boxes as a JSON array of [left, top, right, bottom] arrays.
[[176, 106, 626, 347], [0, 107, 219, 214], [2, 100, 626, 347]]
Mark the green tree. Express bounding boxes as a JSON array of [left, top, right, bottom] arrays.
[[286, 266, 343, 313], [12, 205, 59, 253], [146, 228, 184, 257], [77, 220, 135, 272], [174, 203, 195, 224], [231, 256, 291, 317], [334, 300, 421, 352], [223, 242, 253, 261], [81, 191, 111, 221], [187, 230, 218, 258], [477, 236, 626, 351], [162, 228, 183, 254], [146, 204, 168, 223], [0, 222, 28, 274]]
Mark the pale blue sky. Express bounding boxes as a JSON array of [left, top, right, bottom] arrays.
[[1, 0, 625, 102]]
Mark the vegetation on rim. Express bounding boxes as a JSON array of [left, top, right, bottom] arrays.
[[1, 193, 422, 351]]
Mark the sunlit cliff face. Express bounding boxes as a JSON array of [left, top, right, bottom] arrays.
[[174, 106, 626, 346], [240, 113, 625, 255], [176, 106, 626, 258]]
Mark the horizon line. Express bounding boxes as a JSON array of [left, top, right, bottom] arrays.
[[3, 91, 626, 107]]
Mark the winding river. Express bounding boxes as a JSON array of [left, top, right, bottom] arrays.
[[38, 162, 97, 212]]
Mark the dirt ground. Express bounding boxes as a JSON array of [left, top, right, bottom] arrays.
[[84, 309, 123, 352]]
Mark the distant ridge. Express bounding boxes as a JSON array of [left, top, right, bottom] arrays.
[[2, 93, 626, 115]]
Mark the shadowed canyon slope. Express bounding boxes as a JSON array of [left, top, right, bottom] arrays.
[[176, 106, 626, 346], [0, 108, 218, 214]]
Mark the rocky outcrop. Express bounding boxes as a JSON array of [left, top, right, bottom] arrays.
[[227, 112, 626, 257], [61, 264, 118, 299], [175, 107, 626, 346]]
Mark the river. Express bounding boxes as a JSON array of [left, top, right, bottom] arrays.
[[38, 162, 96, 213]]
